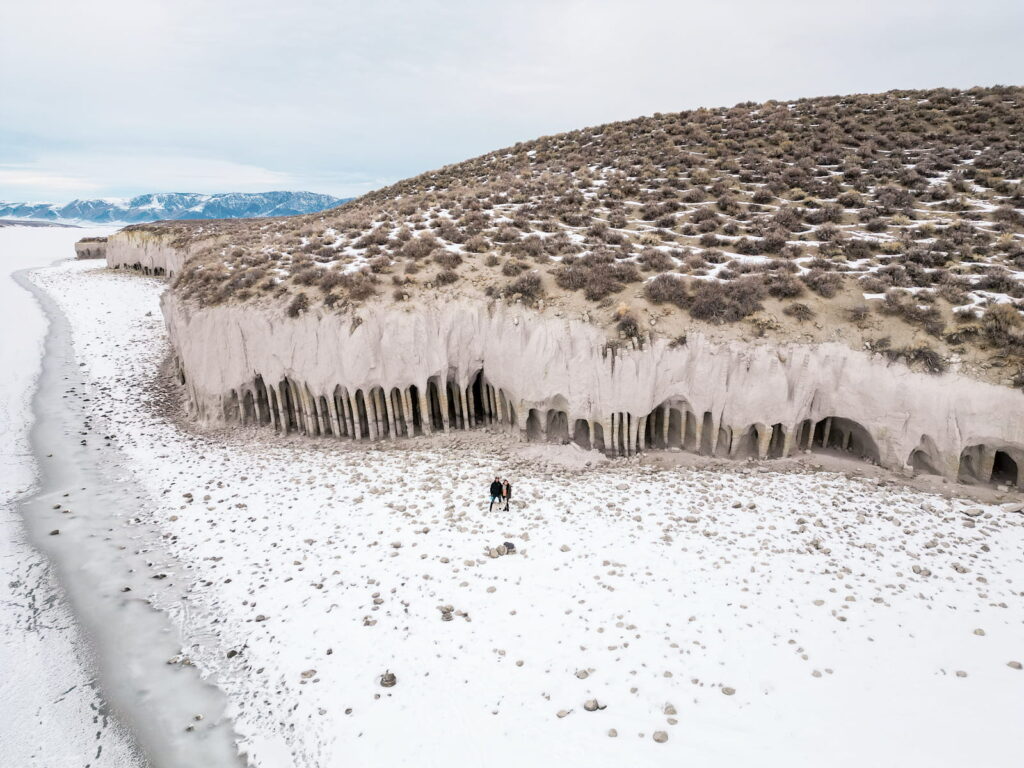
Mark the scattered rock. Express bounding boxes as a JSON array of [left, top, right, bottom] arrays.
[[653, 731, 668, 743], [380, 670, 397, 688], [721, 686, 735, 696]]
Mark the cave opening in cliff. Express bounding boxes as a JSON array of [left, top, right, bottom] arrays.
[[355, 390, 370, 438], [909, 449, 940, 475], [255, 376, 271, 426], [280, 380, 299, 433], [226, 391, 240, 423], [813, 417, 879, 463], [768, 423, 785, 458], [573, 419, 591, 449], [427, 379, 444, 431], [700, 412, 714, 454], [734, 426, 759, 459], [389, 388, 406, 436], [546, 410, 569, 443], [992, 451, 1018, 485], [242, 391, 256, 424], [470, 371, 486, 425], [319, 396, 333, 436], [644, 409, 662, 449], [592, 422, 605, 452], [446, 380, 461, 429], [526, 409, 543, 441], [668, 408, 683, 449], [409, 385, 424, 435]]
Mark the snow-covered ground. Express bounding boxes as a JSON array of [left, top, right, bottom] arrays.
[[21, 257, 1024, 767], [0, 225, 141, 767]]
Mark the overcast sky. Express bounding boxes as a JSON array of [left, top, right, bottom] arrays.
[[1, 0, 1022, 202]]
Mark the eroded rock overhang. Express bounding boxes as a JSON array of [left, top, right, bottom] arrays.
[[108, 231, 1024, 486]]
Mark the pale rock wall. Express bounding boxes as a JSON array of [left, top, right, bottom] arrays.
[[105, 230, 189, 276], [160, 289, 1024, 481], [74, 239, 107, 260]]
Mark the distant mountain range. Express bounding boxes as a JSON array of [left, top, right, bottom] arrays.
[[0, 191, 348, 224]]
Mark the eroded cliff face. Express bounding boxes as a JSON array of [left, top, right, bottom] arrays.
[[159, 289, 1024, 484], [108, 235, 1024, 485], [105, 230, 190, 276], [74, 238, 107, 260]]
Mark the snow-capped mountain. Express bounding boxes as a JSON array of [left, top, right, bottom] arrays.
[[0, 191, 347, 224]]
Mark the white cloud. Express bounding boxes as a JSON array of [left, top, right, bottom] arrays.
[[1, 0, 1022, 201], [0, 168, 101, 197], [0, 155, 309, 200]]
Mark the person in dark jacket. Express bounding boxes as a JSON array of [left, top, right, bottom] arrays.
[[489, 477, 503, 511], [501, 478, 512, 511]]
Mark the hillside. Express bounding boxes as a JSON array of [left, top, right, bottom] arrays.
[[136, 86, 1024, 382], [1, 190, 345, 224]]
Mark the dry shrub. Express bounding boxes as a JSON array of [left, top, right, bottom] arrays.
[[293, 265, 324, 286], [401, 233, 440, 259], [287, 293, 310, 317], [508, 273, 543, 303], [343, 271, 379, 301], [885, 345, 948, 374], [764, 272, 804, 299], [783, 302, 815, 322], [464, 234, 489, 252], [802, 269, 843, 298], [638, 247, 674, 271], [688, 277, 764, 323], [645, 274, 689, 307], [981, 303, 1024, 353], [879, 289, 945, 336], [434, 269, 459, 286], [432, 249, 463, 269]]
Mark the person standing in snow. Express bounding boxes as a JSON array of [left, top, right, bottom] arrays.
[[501, 478, 512, 511], [489, 476, 503, 512]]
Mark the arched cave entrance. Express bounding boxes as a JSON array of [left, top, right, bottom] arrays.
[[546, 410, 569, 443], [526, 409, 543, 441], [573, 419, 591, 449], [992, 451, 1018, 486]]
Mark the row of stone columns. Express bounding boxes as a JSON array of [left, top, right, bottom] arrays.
[[225, 371, 521, 441], [221, 379, 877, 465]]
